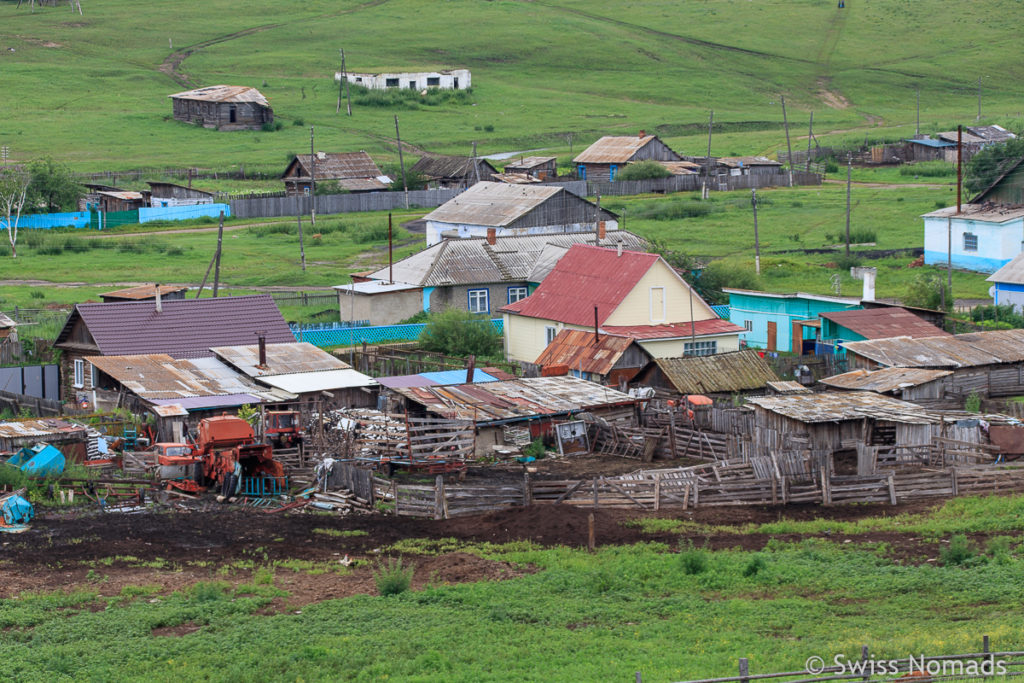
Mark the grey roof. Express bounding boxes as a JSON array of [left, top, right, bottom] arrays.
[[422, 181, 617, 228], [842, 329, 1024, 369], [503, 156, 556, 170], [168, 85, 269, 105], [211, 342, 350, 378], [334, 281, 422, 294], [967, 125, 1017, 142], [652, 350, 779, 395], [819, 367, 953, 393], [988, 251, 1024, 285], [745, 392, 937, 425], [365, 231, 648, 287], [411, 155, 497, 180], [283, 151, 385, 183], [716, 156, 783, 168], [922, 204, 1024, 222]]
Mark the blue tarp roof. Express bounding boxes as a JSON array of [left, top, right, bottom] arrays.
[[906, 138, 955, 148], [419, 370, 499, 385]]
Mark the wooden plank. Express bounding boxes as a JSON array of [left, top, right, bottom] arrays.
[[552, 479, 585, 505]]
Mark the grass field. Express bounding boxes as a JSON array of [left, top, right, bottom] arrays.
[[2, 0, 1023, 171], [2, 495, 1024, 681]]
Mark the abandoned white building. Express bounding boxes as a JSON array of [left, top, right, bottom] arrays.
[[336, 69, 471, 91]]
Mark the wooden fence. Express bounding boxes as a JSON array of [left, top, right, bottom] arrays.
[[229, 188, 462, 219], [585, 171, 821, 197]]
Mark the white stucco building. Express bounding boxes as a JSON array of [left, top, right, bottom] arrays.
[[335, 69, 471, 91]]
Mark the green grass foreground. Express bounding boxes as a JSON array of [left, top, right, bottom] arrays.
[[2, 496, 1024, 681]]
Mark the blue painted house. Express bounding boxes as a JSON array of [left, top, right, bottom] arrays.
[[724, 289, 860, 353], [987, 251, 1024, 313]]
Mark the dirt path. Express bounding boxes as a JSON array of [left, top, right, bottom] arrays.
[[159, 25, 283, 88]]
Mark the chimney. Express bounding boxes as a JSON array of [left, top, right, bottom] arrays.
[[851, 266, 877, 302], [257, 333, 267, 369], [155, 284, 162, 313], [639, 130, 645, 138], [486, 227, 496, 245], [465, 354, 476, 384], [617, 242, 623, 257], [594, 305, 600, 344], [598, 221, 606, 240]]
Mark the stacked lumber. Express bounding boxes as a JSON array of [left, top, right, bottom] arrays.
[[307, 489, 373, 514]]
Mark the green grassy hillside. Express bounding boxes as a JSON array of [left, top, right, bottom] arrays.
[[1, 0, 1022, 170]]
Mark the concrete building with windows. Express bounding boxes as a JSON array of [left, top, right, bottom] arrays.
[[337, 68, 471, 91]]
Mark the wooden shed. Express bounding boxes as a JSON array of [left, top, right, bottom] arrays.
[[573, 132, 682, 183], [169, 85, 273, 131], [503, 156, 557, 181]]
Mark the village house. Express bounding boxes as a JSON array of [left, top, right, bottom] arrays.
[[573, 132, 682, 182], [820, 307, 949, 354], [99, 284, 188, 303], [79, 185, 145, 213], [337, 230, 648, 324], [168, 85, 273, 131], [501, 156, 558, 181], [987, 250, 1024, 312], [533, 330, 653, 386], [421, 181, 619, 246], [501, 244, 743, 364], [633, 349, 780, 400], [724, 288, 860, 353], [281, 151, 389, 196], [145, 182, 215, 207], [411, 155, 497, 190], [53, 294, 295, 405], [338, 68, 471, 91], [715, 156, 784, 177]]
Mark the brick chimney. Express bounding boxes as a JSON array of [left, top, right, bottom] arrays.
[[486, 227, 496, 245], [597, 221, 606, 240], [639, 130, 645, 138], [257, 333, 267, 370]]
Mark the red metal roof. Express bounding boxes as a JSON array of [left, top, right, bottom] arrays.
[[821, 307, 949, 340], [500, 244, 658, 325], [535, 329, 641, 376], [56, 295, 295, 359], [602, 319, 745, 339]]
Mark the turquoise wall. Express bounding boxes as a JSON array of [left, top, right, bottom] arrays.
[[728, 292, 859, 352]]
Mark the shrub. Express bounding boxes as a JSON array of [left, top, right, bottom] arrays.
[[678, 542, 708, 575], [965, 391, 981, 413], [904, 272, 952, 312], [418, 308, 502, 358], [374, 557, 414, 596], [940, 534, 975, 567], [899, 161, 955, 178], [834, 254, 863, 271], [522, 438, 546, 460], [292, 118, 305, 127], [987, 536, 1013, 564], [261, 120, 284, 132], [742, 554, 767, 577], [615, 160, 673, 181], [191, 581, 229, 602]]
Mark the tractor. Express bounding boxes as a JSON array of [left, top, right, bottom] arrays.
[[191, 415, 285, 501], [264, 410, 303, 449]]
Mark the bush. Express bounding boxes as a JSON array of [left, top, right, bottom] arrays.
[[615, 160, 673, 181], [261, 120, 284, 132], [987, 536, 1013, 564], [965, 391, 981, 413], [522, 438, 546, 460], [904, 272, 952, 312], [418, 308, 502, 357], [970, 304, 1024, 329], [834, 254, 863, 271], [899, 161, 955, 178], [678, 542, 708, 575], [191, 581, 229, 602], [374, 557, 414, 596], [940, 534, 975, 567], [742, 554, 767, 577]]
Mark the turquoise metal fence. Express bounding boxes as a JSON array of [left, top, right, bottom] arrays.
[[293, 319, 504, 347]]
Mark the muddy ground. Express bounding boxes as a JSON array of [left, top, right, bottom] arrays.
[[0, 494, 957, 606]]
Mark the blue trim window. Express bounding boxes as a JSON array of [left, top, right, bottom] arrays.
[[963, 233, 978, 252], [507, 285, 528, 304], [609, 164, 618, 181], [684, 340, 717, 357], [468, 288, 490, 314], [577, 165, 586, 180]]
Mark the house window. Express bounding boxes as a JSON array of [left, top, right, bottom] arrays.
[[684, 340, 717, 356], [427, 77, 440, 86], [73, 359, 84, 388], [963, 232, 978, 252], [744, 320, 753, 331], [577, 165, 586, 180], [468, 288, 490, 314], [507, 286, 528, 304], [408, 81, 417, 90], [385, 78, 399, 87], [354, 77, 362, 83], [609, 164, 618, 181], [91, 363, 99, 388], [545, 326, 558, 345]]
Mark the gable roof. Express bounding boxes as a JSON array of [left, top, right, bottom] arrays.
[[422, 181, 618, 228], [364, 231, 648, 287], [821, 307, 949, 339], [650, 350, 778, 395], [535, 329, 645, 376], [500, 244, 660, 325], [284, 151, 384, 181], [921, 203, 1024, 222], [745, 392, 937, 425], [411, 155, 497, 180], [55, 295, 295, 359], [842, 329, 1024, 368], [100, 284, 189, 301], [987, 250, 1024, 285], [210, 342, 350, 377], [602, 319, 744, 339], [169, 85, 269, 106], [971, 156, 1024, 203], [573, 135, 680, 164], [819, 367, 952, 393], [503, 156, 556, 170]]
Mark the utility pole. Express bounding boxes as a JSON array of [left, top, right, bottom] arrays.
[[781, 95, 794, 187], [977, 76, 982, 121], [297, 214, 306, 272], [388, 213, 394, 284], [702, 110, 713, 200], [916, 87, 920, 136], [395, 115, 409, 209], [337, 49, 352, 116], [309, 126, 316, 227], [213, 210, 224, 297], [845, 155, 852, 257], [805, 112, 814, 173], [472, 141, 480, 185], [751, 189, 761, 275]]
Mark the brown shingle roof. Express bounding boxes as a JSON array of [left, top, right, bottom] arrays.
[[55, 295, 294, 359], [284, 152, 384, 182], [168, 85, 269, 105]]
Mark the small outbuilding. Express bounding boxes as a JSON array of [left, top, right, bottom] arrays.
[[282, 151, 389, 196], [634, 350, 779, 399], [573, 132, 682, 183], [502, 157, 558, 181], [146, 182, 215, 207], [169, 85, 273, 131], [411, 155, 497, 190], [99, 284, 188, 303]]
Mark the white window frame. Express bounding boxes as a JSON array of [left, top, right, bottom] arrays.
[[467, 288, 490, 314], [649, 286, 667, 323], [684, 340, 718, 357], [73, 359, 85, 388], [507, 286, 529, 305], [545, 326, 558, 345], [963, 232, 978, 252], [91, 363, 99, 389], [744, 320, 753, 331]]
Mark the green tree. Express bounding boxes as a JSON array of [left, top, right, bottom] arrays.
[[963, 137, 1024, 195], [27, 157, 83, 213], [903, 272, 952, 312], [615, 160, 673, 181], [418, 308, 502, 358]]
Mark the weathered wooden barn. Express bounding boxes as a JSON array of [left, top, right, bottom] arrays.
[[573, 132, 682, 183], [819, 367, 954, 407], [282, 151, 388, 196], [168, 85, 273, 131], [502, 156, 558, 181], [411, 155, 497, 189]]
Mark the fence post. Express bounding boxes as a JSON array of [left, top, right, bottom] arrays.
[[654, 473, 661, 511], [635, 672, 642, 683], [523, 472, 532, 507], [861, 645, 869, 682], [434, 474, 446, 520], [738, 657, 749, 683]]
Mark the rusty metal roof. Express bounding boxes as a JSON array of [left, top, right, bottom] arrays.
[[602, 319, 745, 340], [652, 350, 778, 395], [168, 85, 270, 105], [391, 376, 634, 424], [0, 419, 87, 441], [87, 354, 293, 402], [100, 284, 189, 300], [210, 342, 350, 377], [988, 251, 1024, 285], [745, 392, 938, 424], [842, 329, 1024, 368], [820, 367, 953, 393], [284, 152, 384, 182], [365, 231, 647, 287], [822, 307, 949, 340], [574, 135, 675, 164], [535, 330, 642, 376]]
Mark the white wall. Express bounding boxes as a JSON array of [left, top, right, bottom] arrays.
[[336, 69, 471, 91]]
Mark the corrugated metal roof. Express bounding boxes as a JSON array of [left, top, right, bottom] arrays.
[[602, 319, 745, 339], [421, 182, 566, 227], [820, 367, 953, 393], [169, 85, 269, 105], [500, 244, 658, 325], [492, 173, 542, 184], [535, 330, 640, 376], [842, 329, 1024, 368], [0, 419, 86, 440], [55, 295, 294, 359], [364, 231, 648, 287], [100, 284, 188, 300], [504, 157, 556, 170], [905, 138, 956, 148], [766, 380, 811, 394], [653, 350, 778, 394], [717, 156, 782, 168], [745, 392, 937, 424], [256, 369, 377, 393], [392, 375, 634, 423], [420, 370, 498, 385], [150, 395, 263, 411], [723, 288, 861, 305], [150, 404, 189, 417], [211, 342, 350, 377], [822, 308, 949, 340], [574, 135, 674, 164], [411, 155, 497, 180], [937, 130, 986, 144], [337, 177, 390, 191], [987, 250, 1024, 285], [285, 152, 384, 182], [96, 191, 144, 201], [334, 281, 421, 294], [921, 204, 1024, 221]]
